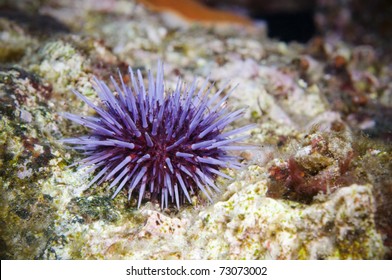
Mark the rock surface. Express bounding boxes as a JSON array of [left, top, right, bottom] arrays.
[[0, 0, 391, 259]]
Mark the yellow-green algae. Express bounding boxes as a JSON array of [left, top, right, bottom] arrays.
[[41, 166, 384, 260]]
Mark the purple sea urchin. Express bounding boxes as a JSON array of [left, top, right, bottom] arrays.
[[62, 62, 253, 209]]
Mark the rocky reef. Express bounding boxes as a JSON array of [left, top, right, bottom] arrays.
[[0, 0, 391, 259]]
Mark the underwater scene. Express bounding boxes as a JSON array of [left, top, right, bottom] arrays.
[[0, 0, 391, 260]]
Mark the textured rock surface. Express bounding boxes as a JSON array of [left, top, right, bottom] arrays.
[[0, 0, 391, 259]]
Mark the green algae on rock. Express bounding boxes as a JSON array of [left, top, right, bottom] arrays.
[[41, 167, 384, 259], [0, 68, 60, 259]]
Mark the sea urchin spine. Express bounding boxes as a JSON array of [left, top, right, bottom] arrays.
[[61, 61, 253, 209]]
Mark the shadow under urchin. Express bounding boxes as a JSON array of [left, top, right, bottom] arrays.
[[61, 61, 254, 209]]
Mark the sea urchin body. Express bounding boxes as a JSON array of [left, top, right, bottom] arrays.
[[62, 61, 253, 209]]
